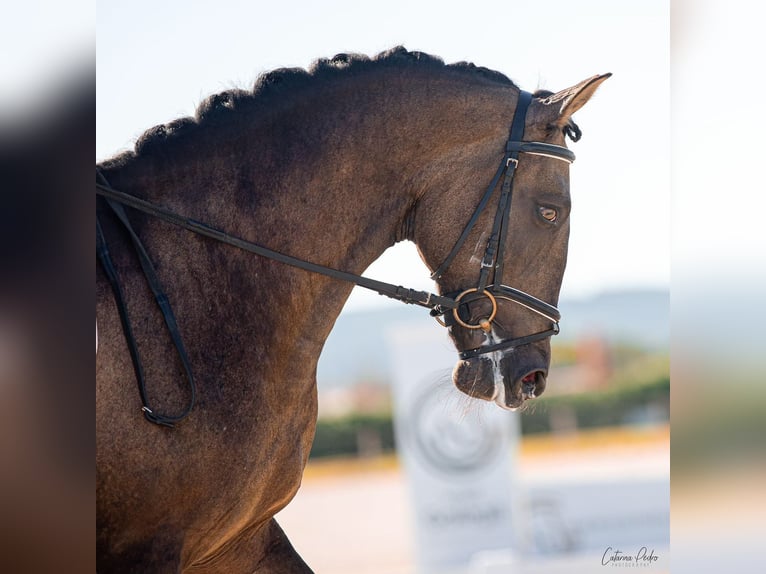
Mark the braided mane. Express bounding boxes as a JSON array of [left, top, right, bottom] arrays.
[[103, 46, 516, 165]]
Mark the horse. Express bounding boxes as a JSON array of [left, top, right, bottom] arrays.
[[96, 47, 609, 572]]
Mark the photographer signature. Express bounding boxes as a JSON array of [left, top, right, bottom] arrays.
[[602, 546, 659, 566]]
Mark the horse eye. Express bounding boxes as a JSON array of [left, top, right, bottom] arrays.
[[539, 206, 558, 222]]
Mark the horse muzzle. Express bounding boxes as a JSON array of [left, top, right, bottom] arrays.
[[452, 343, 549, 410]]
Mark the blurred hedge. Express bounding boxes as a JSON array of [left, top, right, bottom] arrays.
[[311, 366, 669, 459], [519, 375, 669, 435], [310, 412, 397, 459]]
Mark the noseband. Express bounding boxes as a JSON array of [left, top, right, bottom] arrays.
[[428, 90, 573, 360], [96, 89, 574, 425]]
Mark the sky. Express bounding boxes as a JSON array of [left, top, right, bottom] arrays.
[[96, 0, 670, 311]]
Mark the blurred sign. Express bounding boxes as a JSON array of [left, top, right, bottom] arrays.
[[387, 325, 521, 574]]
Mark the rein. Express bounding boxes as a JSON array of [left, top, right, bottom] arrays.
[[96, 90, 576, 426]]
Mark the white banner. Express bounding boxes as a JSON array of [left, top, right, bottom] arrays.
[[387, 324, 521, 574]]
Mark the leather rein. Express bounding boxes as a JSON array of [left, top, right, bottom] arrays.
[[96, 90, 575, 426]]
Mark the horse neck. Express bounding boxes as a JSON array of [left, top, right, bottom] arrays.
[[100, 71, 513, 371]]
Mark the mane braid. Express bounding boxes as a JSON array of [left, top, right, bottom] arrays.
[[108, 46, 516, 164]]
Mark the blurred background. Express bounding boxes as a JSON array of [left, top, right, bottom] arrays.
[[2, 1, 764, 573], [276, 290, 670, 572]]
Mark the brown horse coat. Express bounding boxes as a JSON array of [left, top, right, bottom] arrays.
[[97, 47, 608, 572]]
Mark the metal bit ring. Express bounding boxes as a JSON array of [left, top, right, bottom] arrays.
[[453, 288, 497, 332]]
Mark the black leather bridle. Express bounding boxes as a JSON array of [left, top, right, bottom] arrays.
[[428, 90, 575, 360], [96, 89, 575, 426]]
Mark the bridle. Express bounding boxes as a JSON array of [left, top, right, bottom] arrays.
[[427, 90, 575, 360], [96, 89, 575, 426]]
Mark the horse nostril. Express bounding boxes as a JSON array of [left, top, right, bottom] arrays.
[[521, 370, 547, 399]]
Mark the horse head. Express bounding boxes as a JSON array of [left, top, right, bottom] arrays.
[[413, 74, 610, 409]]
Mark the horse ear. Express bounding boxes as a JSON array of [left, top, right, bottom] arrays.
[[540, 73, 612, 129]]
